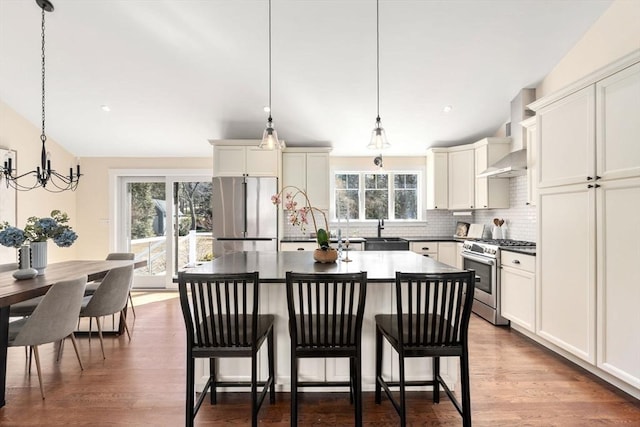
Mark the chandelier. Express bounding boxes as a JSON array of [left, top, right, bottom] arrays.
[[367, 0, 390, 150], [2, 0, 81, 192]]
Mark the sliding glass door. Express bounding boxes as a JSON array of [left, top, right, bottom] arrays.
[[114, 171, 211, 289]]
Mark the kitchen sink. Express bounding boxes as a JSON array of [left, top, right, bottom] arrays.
[[364, 237, 409, 251]]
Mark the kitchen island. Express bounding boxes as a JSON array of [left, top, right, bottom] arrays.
[[186, 250, 465, 392]]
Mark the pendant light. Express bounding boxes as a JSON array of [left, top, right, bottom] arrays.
[[367, 0, 390, 150], [259, 0, 284, 150], [1, 0, 82, 192]]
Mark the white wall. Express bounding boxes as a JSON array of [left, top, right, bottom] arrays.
[[537, 0, 640, 98], [0, 100, 78, 262]]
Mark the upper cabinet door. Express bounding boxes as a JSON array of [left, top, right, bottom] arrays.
[[213, 146, 246, 176], [596, 62, 640, 181], [246, 146, 279, 177], [537, 86, 595, 188], [448, 148, 475, 210]]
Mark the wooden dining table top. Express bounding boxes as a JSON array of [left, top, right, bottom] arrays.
[[0, 259, 146, 307]]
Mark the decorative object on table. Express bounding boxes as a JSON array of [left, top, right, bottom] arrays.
[[0, 0, 82, 192], [342, 239, 352, 263], [0, 210, 78, 276], [13, 245, 38, 280], [271, 186, 337, 263]]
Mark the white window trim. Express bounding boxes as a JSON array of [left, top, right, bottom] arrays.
[[331, 170, 423, 221]]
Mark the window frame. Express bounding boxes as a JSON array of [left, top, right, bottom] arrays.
[[332, 170, 423, 221]]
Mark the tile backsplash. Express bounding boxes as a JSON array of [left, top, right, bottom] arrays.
[[283, 175, 536, 242]]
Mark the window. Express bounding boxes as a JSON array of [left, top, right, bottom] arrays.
[[334, 171, 420, 221]]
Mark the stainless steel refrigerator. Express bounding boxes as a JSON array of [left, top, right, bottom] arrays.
[[212, 176, 278, 256]]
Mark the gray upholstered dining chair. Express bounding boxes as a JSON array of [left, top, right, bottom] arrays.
[[79, 264, 134, 359], [84, 252, 137, 318], [8, 275, 87, 399]]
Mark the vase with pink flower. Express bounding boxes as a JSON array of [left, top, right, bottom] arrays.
[[271, 186, 337, 263]]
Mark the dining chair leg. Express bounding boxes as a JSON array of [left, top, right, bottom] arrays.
[[375, 326, 383, 404], [32, 345, 45, 400], [355, 354, 363, 427], [56, 338, 65, 362], [268, 327, 276, 404], [69, 333, 84, 370], [290, 350, 298, 427], [210, 358, 217, 404], [399, 354, 407, 426], [460, 351, 472, 427], [88, 317, 92, 343], [349, 357, 355, 404], [120, 309, 132, 340], [95, 316, 106, 359], [186, 354, 195, 427], [433, 356, 440, 403], [27, 346, 33, 373], [251, 348, 258, 427], [128, 292, 136, 318]]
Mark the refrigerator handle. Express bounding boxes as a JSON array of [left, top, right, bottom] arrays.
[[242, 177, 247, 237]]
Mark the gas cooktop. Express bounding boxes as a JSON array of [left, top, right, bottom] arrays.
[[474, 239, 536, 247]]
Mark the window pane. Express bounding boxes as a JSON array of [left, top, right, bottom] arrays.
[[335, 173, 359, 219], [364, 174, 388, 219], [394, 174, 418, 219]]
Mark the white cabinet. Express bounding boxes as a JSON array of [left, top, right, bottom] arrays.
[[521, 117, 538, 206], [282, 149, 330, 211], [448, 147, 475, 210], [537, 184, 596, 363], [280, 241, 318, 251], [596, 177, 640, 388], [410, 241, 438, 259], [501, 251, 536, 332], [425, 148, 448, 210], [536, 86, 595, 188], [595, 62, 640, 181], [213, 143, 279, 177], [474, 138, 510, 209], [437, 242, 458, 267]]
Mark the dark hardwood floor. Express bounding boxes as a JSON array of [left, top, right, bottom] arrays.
[[2, 292, 638, 426]]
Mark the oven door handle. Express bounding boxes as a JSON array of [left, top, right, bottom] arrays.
[[461, 252, 496, 266]]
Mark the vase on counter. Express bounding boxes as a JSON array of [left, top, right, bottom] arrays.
[[313, 248, 338, 263], [30, 241, 48, 276], [13, 245, 38, 280]]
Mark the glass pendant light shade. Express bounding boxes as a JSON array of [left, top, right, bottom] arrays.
[[367, 117, 390, 150], [259, 117, 282, 150]]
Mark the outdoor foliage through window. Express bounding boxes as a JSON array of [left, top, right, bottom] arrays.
[[334, 172, 419, 220]]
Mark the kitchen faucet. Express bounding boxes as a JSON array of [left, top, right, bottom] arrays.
[[377, 219, 385, 238]]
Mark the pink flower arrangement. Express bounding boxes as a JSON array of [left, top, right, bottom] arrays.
[[271, 186, 330, 249]]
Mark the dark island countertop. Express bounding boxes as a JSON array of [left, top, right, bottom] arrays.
[[186, 250, 462, 283]]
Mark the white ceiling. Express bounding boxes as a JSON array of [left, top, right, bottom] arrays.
[[0, 0, 613, 158]]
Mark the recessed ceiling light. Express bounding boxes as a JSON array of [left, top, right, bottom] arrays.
[[443, 105, 453, 113], [263, 106, 270, 113], [101, 104, 111, 112]]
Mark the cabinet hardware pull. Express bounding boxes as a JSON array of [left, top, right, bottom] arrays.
[[595, 184, 601, 188], [512, 260, 520, 264], [297, 248, 304, 251], [525, 202, 530, 205], [595, 176, 601, 180], [422, 247, 429, 250], [587, 176, 593, 180], [588, 184, 594, 188]]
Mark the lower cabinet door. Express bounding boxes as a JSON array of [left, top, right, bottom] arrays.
[[501, 265, 535, 332]]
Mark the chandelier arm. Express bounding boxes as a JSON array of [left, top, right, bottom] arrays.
[[376, 0, 380, 119]]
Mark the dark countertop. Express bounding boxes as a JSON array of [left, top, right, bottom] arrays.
[[281, 237, 366, 243], [501, 247, 537, 256], [403, 236, 465, 242], [186, 251, 462, 283]]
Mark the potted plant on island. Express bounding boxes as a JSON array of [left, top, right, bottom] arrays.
[[271, 186, 337, 263]]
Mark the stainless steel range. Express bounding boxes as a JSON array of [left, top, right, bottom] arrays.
[[461, 239, 536, 325]]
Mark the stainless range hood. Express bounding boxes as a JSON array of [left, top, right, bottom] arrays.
[[478, 88, 535, 179], [477, 149, 527, 178]]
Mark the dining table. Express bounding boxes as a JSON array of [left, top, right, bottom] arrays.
[[0, 259, 145, 408]]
